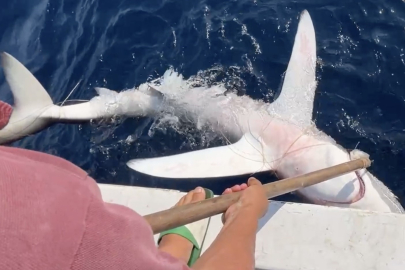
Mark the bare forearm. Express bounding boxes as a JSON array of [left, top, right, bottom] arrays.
[[192, 209, 258, 270]]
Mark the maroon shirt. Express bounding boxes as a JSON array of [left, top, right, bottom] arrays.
[[0, 100, 12, 129], [0, 145, 190, 270]]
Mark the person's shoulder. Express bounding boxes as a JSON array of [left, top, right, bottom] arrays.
[[0, 145, 102, 198], [0, 146, 88, 177]]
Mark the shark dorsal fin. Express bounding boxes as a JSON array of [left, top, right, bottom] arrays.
[[269, 10, 317, 128]]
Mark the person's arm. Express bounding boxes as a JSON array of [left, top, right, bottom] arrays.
[[192, 207, 259, 270]]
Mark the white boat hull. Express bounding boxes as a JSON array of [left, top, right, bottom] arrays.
[[98, 184, 405, 270]]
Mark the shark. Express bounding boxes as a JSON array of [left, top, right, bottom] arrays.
[[0, 10, 403, 213]]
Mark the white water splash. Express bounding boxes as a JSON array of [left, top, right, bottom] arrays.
[[90, 63, 337, 149], [204, 6, 212, 48], [241, 24, 262, 54], [171, 27, 177, 47]]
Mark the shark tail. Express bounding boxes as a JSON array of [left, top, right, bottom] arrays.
[[0, 52, 109, 123], [0, 52, 60, 144], [1, 52, 55, 121], [0, 52, 164, 143]]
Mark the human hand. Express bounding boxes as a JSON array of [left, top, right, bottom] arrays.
[[221, 177, 268, 225]]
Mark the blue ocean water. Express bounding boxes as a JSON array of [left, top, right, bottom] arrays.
[[0, 0, 404, 206]]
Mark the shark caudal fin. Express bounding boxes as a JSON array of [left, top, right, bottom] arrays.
[[127, 133, 275, 178], [1, 52, 54, 112], [268, 10, 317, 127], [0, 52, 56, 144]]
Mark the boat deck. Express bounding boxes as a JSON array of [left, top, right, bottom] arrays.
[[99, 184, 405, 270]]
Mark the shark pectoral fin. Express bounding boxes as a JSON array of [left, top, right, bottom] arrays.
[[126, 133, 274, 178], [269, 10, 317, 127], [1, 52, 54, 114]]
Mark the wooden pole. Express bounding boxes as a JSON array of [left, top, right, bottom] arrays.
[[144, 157, 371, 234]]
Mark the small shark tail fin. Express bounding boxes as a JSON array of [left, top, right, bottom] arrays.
[[269, 10, 317, 127], [1, 52, 54, 117]]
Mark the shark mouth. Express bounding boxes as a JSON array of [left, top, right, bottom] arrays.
[[305, 171, 366, 206]]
